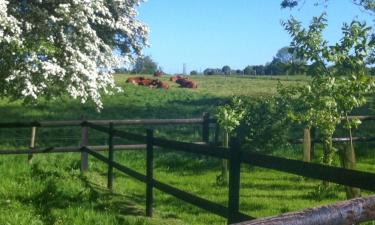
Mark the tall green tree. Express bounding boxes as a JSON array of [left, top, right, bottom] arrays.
[[222, 65, 231, 75], [279, 14, 375, 172], [132, 56, 158, 74]]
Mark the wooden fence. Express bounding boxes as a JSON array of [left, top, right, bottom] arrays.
[[0, 114, 375, 224]]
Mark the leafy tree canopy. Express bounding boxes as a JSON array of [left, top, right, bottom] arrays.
[[132, 56, 158, 74], [281, 0, 375, 12]]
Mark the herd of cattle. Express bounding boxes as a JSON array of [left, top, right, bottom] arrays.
[[126, 74, 197, 90]]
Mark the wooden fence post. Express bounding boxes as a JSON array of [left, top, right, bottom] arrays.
[[228, 137, 241, 224], [310, 127, 316, 159], [214, 123, 220, 145], [107, 122, 114, 190], [146, 129, 154, 217], [80, 115, 89, 173], [202, 112, 210, 143], [29, 126, 36, 164], [303, 128, 311, 162]]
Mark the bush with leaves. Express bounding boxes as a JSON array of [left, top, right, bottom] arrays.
[[216, 97, 245, 135], [279, 14, 375, 167], [234, 97, 292, 152], [216, 96, 292, 153]]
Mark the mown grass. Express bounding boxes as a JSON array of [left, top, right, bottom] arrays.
[[0, 74, 374, 225]]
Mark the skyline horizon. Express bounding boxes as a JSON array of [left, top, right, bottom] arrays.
[[137, 0, 374, 74]]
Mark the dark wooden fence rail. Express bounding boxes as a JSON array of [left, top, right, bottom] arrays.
[[86, 122, 375, 224], [0, 114, 375, 224]]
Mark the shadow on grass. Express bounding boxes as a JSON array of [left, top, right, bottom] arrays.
[[15, 164, 144, 225]]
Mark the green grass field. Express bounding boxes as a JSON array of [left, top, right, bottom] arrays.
[[0, 74, 374, 225]]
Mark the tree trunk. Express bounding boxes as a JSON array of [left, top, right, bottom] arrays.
[[338, 143, 361, 199], [322, 137, 333, 187], [217, 131, 229, 185], [221, 132, 229, 184]]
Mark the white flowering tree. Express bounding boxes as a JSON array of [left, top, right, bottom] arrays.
[[0, 0, 148, 109]]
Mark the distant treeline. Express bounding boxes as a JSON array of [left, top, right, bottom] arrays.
[[114, 47, 375, 76]]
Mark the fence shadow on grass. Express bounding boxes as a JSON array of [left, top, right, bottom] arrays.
[[15, 163, 145, 225]]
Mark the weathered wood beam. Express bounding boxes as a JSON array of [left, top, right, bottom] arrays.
[[233, 195, 375, 225]]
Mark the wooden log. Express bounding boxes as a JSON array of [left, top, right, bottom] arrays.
[[107, 123, 114, 190], [232, 195, 375, 225], [29, 126, 36, 164], [146, 129, 154, 217], [303, 128, 311, 162], [80, 115, 89, 173], [228, 138, 241, 224]]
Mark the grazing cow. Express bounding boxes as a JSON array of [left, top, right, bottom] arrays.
[[176, 78, 197, 89]]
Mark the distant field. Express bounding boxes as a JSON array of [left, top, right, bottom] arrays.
[[0, 74, 374, 225]]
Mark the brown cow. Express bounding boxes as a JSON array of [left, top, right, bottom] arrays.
[[159, 81, 170, 89], [148, 79, 169, 89], [169, 75, 184, 82], [126, 76, 169, 89], [126, 77, 152, 86], [176, 78, 197, 89], [126, 76, 146, 85]]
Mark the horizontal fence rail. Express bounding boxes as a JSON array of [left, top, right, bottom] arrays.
[[87, 123, 375, 224], [289, 136, 375, 144], [0, 145, 149, 155], [0, 117, 214, 128], [0, 114, 374, 225], [240, 152, 375, 191], [233, 195, 375, 225], [83, 146, 253, 221]]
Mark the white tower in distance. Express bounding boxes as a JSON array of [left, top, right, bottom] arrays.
[[183, 63, 187, 75]]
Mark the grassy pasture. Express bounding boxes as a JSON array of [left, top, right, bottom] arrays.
[[0, 74, 374, 225]]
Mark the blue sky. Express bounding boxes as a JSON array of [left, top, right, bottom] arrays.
[[137, 0, 374, 74]]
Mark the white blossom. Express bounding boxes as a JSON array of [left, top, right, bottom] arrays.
[[0, 0, 148, 109]]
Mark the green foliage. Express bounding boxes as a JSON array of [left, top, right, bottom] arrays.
[[221, 65, 231, 75], [234, 97, 292, 152], [243, 66, 256, 75], [280, 13, 375, 165], [0, 75, 373, 224], [215, 97, 245, 134], [190, 70, 198, 75], [281, 0, 375, 12], [132, 56, 158, 74]]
